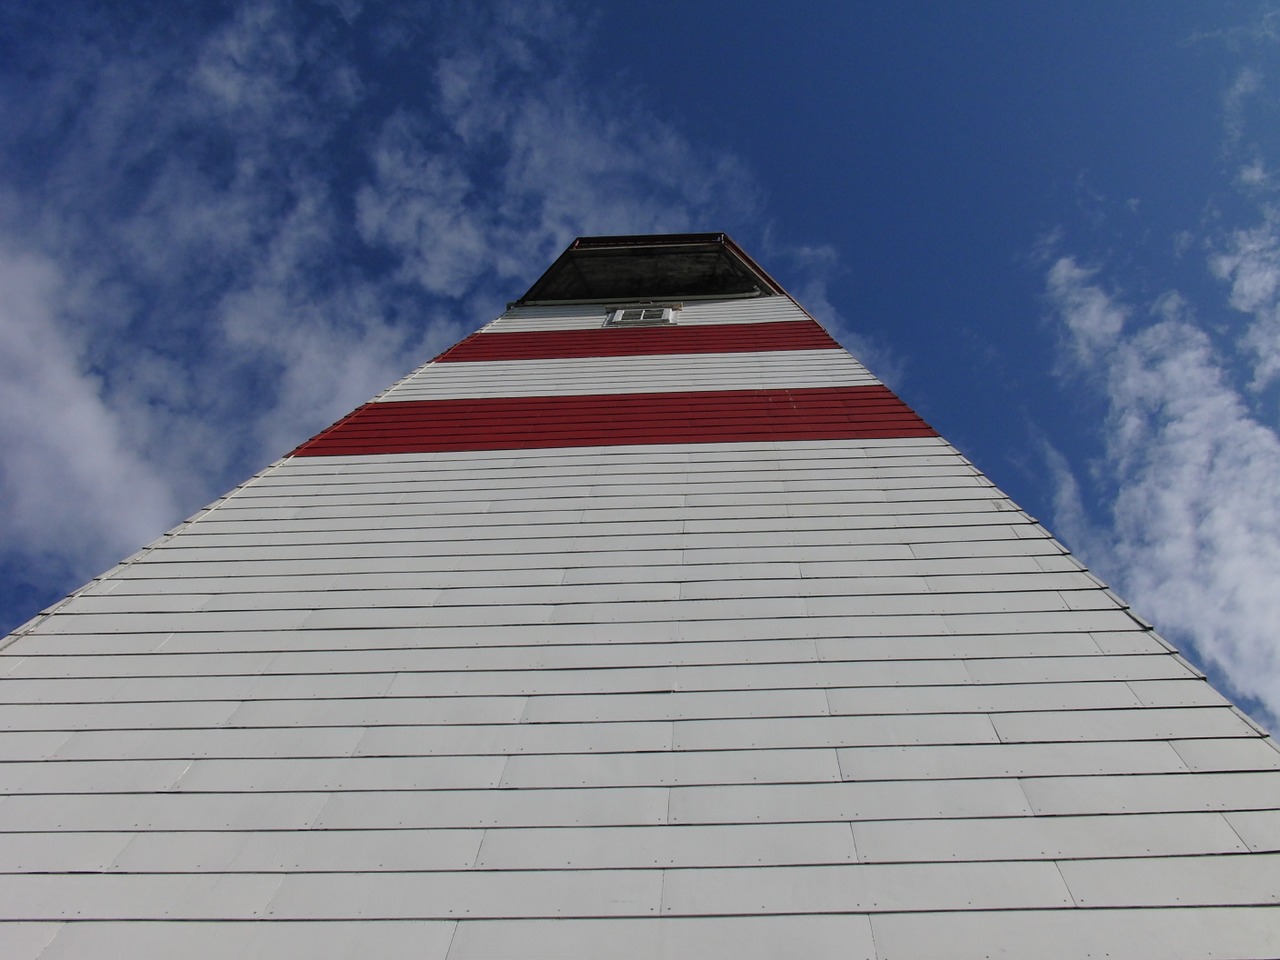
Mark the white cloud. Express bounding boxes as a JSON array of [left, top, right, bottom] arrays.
[[1045, 257, 1280, 727], [1210, 213, 1280, 391], [1237, 158, 1270, 188], [1045, 258, 1127, 366], [0, 1, 766, 629], [0, 247, 179, 584], [351, 17, 760, 296], [1223, 67, 1262, 149], [356, 113, 491, 298]]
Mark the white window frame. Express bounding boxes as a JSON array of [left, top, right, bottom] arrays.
[[605, 305, 677, 327]]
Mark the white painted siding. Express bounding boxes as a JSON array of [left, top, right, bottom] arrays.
[[2, 292, 1278, 958], [383, 349, 876, 400]]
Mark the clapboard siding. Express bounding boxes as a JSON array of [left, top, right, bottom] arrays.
[[293, 386, 934, 456], [4, 262, 1279, 959], [385, 350, 875, 400], [436, 320, 838, 362]]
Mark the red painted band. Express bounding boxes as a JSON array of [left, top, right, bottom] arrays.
[[436, 321, 838, 362], [293, 385, 935, 456]]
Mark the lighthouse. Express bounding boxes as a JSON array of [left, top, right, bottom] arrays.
[[2, 233, 1277, 957]]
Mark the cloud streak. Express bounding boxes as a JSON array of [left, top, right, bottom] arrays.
[[1041, 46, 1280, 732], [0, 1, 762, 628], [1211, 210, 1280, 392], [0, 247, 179, 588], [1045, 258, 1280, 728]]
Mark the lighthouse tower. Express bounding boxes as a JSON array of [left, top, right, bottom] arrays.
[[3, 234, 1278, 958]]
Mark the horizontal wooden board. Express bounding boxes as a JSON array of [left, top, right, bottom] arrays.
[[435, 321, 839, 362], [292, 386, 935, 456]]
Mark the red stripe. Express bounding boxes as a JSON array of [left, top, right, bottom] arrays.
[[436, 321, 838, 362], [293, 386, 935, 456]]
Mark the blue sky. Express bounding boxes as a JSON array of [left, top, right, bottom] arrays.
[[2, 1, 1280, 727]]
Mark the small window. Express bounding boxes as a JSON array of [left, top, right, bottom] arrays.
[[606, 306, 675, 327]]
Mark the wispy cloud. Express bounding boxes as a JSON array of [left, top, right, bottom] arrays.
[[0, 246, 179, 587], [1044, 258, 1280, 728], [1210, 211, 1280, 391], [1222, 67, 1262, 150], [1039, 32, 1280, 731], [757, 234, 906, 389], [0, 1, 763, 626]]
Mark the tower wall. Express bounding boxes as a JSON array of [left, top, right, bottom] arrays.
[[2, 239, 1279, 958]]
